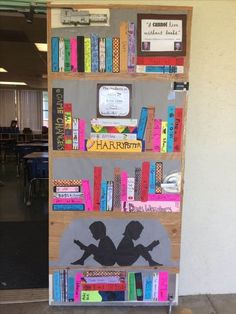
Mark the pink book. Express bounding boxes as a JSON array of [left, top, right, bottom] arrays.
[[158, 271, 169, 301], [121, 171, 128, 203], [70, 37, 77, 72], [152, 119, 162, 152], [52, 198, 84, 204], [148, 193, 180, 202], [74, 272, 83, 302], [82, 179, 92, 211]]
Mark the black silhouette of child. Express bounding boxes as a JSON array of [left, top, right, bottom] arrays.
[[116, 221, 162, 266], [71, 221, 116, 266]]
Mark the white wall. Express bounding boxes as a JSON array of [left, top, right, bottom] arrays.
[[52, 0, 236, 295]]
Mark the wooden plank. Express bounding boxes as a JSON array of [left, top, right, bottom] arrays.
[[0, 289, 48, 304]]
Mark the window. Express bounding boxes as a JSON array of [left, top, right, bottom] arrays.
[[43, 91, 48, 127]]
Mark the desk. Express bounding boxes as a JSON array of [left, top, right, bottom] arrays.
[[0, 138, 16, 163], [23, 152, 49, 206]]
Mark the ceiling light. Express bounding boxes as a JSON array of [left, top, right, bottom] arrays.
[[0, 68, 7, 72], [35, 43, 47, 52], [0, 81, 27, 86]]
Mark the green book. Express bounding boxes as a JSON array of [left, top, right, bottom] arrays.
[[64, 38, 70, 72], [128, 272, 136, 301]]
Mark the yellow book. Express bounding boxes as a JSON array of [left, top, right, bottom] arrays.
[[120, 21, 128, 72], [84, 37, 91, 73], [86, 139, 142, 152], [161, 121, 168, 153]]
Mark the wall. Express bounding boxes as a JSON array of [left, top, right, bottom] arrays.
[[52, 0, 236, 295]]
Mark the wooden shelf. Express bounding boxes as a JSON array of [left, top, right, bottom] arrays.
[[51, 150, 181, 160], [49, 71, 186, 82]]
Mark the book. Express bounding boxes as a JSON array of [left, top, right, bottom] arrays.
[[128, 22, 135, 72], [145, 107, 155, 151], [100, 180, 107, 212], [51, 37, 59, 72], [64, 38, 70, 72], [137, 107, 148, 140], [99, 37, 106, 72], [105, 37, 113, 72], [127, 177, 135, 201], [53, 271, 61, 302], [120, 171, 128, 203], [72, 118, 79, 150], [160, 121, 168, 153], [91, 33, 99, 72], [70, 37, 77, 72], [136, 65, 184, 74], [152, 119, 161, 152], [134, 167, 141, 201], [59, 37, 64, 72], [155, 162, 163, 194], [106, 181, 113, 211], [149, 162, 156, 194], [137, 56, 184, 66], [77, 36, 84, 72], [93, 166, 102, 211], [167, 105, 176, 152], [52, 88, 64, 150], [90, 132, 137, 140], [141, 161, 150, 202], [64, 103, 72, 150], [79, 119, 86, 151], [174, 108, 183, 152], [120, 21, 128, 72], [112, 37, 120, 73], [135, 272, 143, 301], [82, 179, 93, 211], [84, 37, 91, 73], [113, 167, 121, 211], [128, 272, 136, 301], [91, 118, 137, 127]]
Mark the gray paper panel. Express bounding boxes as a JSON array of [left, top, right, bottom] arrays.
[[49, 218, 178, 268]]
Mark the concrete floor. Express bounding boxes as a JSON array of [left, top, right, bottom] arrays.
[[0, 295, 236, 314]]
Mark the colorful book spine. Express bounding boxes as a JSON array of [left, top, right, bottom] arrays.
[[64, 103, 72, 150], [120, 21, 128, 72], [141, 161, 150, 202], [53, 271, 61, 302], [99, 38, 106, 72], [55, 186, 80, 193], [127, 177, 135, 201], [148, 193, 180, 201], [174, 108, 183, 152], [128, 272, 136, 301], [105, 37, 113, 72], [82, 179, 92, 211], [148, 162, 156, 194], [106, 181, 113, 211], [160, 121, 168, 153], [137, 107, 148, 140], [158, 272, 169, 302], [53, 192, 82, 199], [167, 105, 176, 152], [152, 119, 161, 152], [86, 139, 142, 153], [74, 273, 83, 302], [100, 180, 107, 212], [121, 171, 128, 202], [52, 88, 64, 150], [77, 36, 84, 72], [155, 162, 163, 194], [90, 133, 137, 140], [53, 204, 85, 211], [81, 282, 126, 291], [152, 273, 159, 301], [135, 272, 143, 301], [122, 201, 180, 212], [91, 118, 137, 127], [93, 166, 102, 211], [91, 33, 99, 72], [113, 167, 121, 211], [84, 37, 91, 73], [64, 38, 70, 72], [134, 167, 141, 201], [128, 22, 135, 72], [91, 125, 137, 134], [79, 119, 86, 151], [52, 198, 84, 204], [136, 65, 184, 74], [112, 37, 120, 73], [59, 37, 64, 72], [51, 37, 59, 72], [144, 275, 153, 301], [72, 118, 79, 150], [70, 37, 77, 72], [137, 56, 184, 66], [68, 276, 75, 302], [145, 107, 155, 151]]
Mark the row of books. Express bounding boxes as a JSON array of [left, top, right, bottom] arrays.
[[52, 161, 180, 212], [51, 270, 171, 303], [53, 88, 183, 152], [51, 21, 135, 73]]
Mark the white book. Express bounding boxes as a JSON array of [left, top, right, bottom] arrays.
[[59, 37, 64, 72], [90, 132, 137, 140], [127, 177, 135, 201], [91, 118, 137, 127], [73, 118, 79, 149]]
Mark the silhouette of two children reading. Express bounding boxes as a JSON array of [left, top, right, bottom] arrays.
[[71, 221, 162, 267]]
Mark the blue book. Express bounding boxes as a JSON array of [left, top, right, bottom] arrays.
[[137, 107, 148, 140], [144, 275, 153, 301], [91, 33, 99, 72], [68, 276, 75, 302], [100, 180, 107, 211], [51, 37, 59, 72], [167, 105, 176, 152], [53, 204, 85, 211], [145, 66, 177, 73], [148, 162, 156, 194], [53, 271, 61, 302], [105, 37, 113, 72]]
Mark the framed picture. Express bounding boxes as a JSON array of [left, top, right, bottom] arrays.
[[97, 84, 132, 118], [137, 14, 187, 56]]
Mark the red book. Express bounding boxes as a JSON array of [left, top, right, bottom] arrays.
[[137, 56, 184, 66], [64, 103, 72, 150], [174, 108, 183, 152], [81, 282, 126, 291], [141, 161, 150, 202], [93, 166, 102, 211]]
